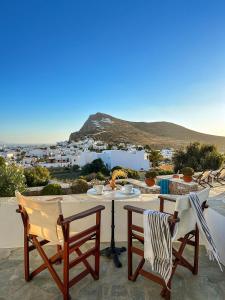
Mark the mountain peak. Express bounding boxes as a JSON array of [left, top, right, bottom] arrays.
[[69, 113, 225, 150]]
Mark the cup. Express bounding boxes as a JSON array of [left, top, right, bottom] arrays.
[[124, 184, 133, 194], [94, 185, 104, 195]]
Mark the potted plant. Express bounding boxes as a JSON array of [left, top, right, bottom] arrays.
[[181, 167, 194, 183], [145, 169, 158, 187]]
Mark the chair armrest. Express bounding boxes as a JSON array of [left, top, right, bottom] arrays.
[[46, 196, 63, 202], [59, 205, 105, 225], [158, 195, 178, 202], [124, 205, 179, 224], [124, 205, 145, 214]]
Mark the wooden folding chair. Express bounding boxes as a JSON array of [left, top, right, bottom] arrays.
[[124, 188, 210, 300], [15, 191, 105, 300], [193, 170, 213, 187], [213, 168, 225, 185]]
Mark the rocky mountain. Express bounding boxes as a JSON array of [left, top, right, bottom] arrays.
[[69, 112, 225, 151]]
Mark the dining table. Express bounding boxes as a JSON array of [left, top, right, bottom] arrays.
[[87, 187, 141, 268]]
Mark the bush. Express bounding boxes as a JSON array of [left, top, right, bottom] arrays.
[[125, 168, 140, 179], [111, 166, 123, 172], [157, 170, 174, 175], [41, 183, 62, 195], [24, 166, 50, 187], [85, 172, 97, 182], [181, 167, 194, 176], [0, 162, 26, 197], [111, 166, 140, 179], [71, 179, 89, 194], [173, 142, 224, 172], [96, 172, 106, 181], [145, 169, 159, 179], [72, 164, 80, 172], [82, 159, 109, 175]]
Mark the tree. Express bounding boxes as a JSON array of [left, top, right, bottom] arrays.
[[173, 142, 224, 172], [148, 150, 163, 168], [81, 159, 109, 175], [24, 166, 50, 187], [0, 163, 26, 197]]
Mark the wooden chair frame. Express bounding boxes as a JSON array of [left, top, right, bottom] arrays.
[[213, 167, 225, 185], [17, 203, 105, 300], [193, 170, 213, 187], [124, 195, 208, 300]]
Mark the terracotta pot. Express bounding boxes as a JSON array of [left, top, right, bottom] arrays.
[[173, 174, 180, 179], [145, 178, 155, 187], [183, 175, 192, 183]]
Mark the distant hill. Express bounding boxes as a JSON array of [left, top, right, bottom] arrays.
[[69, 112, 225, 151]]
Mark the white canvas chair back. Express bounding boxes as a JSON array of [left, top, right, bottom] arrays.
[[15, 191, 63, 243], [173, 188, 210, 240], [201, 170, 211, 180]]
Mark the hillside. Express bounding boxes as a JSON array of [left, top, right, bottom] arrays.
[[69, 113, 225, 151]]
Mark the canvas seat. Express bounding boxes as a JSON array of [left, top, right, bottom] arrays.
[[16, 191, 105, 300], [124, 188, 210, 300]]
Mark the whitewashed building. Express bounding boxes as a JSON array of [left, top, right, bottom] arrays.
[[160, 148, 174, 160], [77, 149, 150, 171]]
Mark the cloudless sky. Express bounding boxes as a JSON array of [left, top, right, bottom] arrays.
[[0, 0, 225, 143]]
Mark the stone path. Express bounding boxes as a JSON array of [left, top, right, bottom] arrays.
[[0, 242, 225, 300]]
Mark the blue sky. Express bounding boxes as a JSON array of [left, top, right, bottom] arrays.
[[0, 0, 225, 143]]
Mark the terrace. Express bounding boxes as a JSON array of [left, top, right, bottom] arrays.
[[1, 242, 224, 300], [0, 185, 225, 299]]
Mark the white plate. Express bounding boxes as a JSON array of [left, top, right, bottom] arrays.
[[87, 188, 110, 196], [120, 188, 135, 195]]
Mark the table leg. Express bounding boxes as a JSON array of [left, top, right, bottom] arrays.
[[100, 199, 126, 268]]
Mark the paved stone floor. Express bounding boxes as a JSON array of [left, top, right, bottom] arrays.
[[0, 242, 225, 300]]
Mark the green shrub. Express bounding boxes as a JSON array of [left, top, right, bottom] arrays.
[[72, 164, 80, 171], [0, 162, 26, 197], [157, 170, 174, 175], [145, 169, 159, 179], [81, 159, 109, 175], [41, 183, 62, 195], [125, 168, 140, 179], [173, 142, 224, 172], [71, 179, 89, 194], [111, 166, 140, 179], [111, 166, 123, 172], [96, 172, 106, 181], [24, 166, 50, 187], [85, 172, 97, 182], [181, 167, 194, 176]]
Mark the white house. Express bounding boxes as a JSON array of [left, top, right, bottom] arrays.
[[161, 148, 174, 160], [77, 149, 150, 171]]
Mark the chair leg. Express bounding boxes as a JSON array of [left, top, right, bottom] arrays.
[[56, 245, 62, 264], [127, 211, 133, 280], [63, 241, 70, 300], [193, 227, 199, 275], [95, 212, 101, 279], [24, 235, 30, 282]]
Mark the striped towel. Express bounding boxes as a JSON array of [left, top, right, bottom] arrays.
[[189, 192, 223, 271], [143, 210, 172, 285]]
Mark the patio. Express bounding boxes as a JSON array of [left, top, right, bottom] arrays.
[[0, 242, 225, 300]]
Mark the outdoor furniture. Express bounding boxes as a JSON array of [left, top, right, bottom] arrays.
[[15, 191, 105, 300], [169, 177, 199, 195], [87, 187, 141, 268], [124, 188, 210, 300], [193, 170, 213, 187], [205, 194, 225, 265], [213, 168, 225, 185]]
